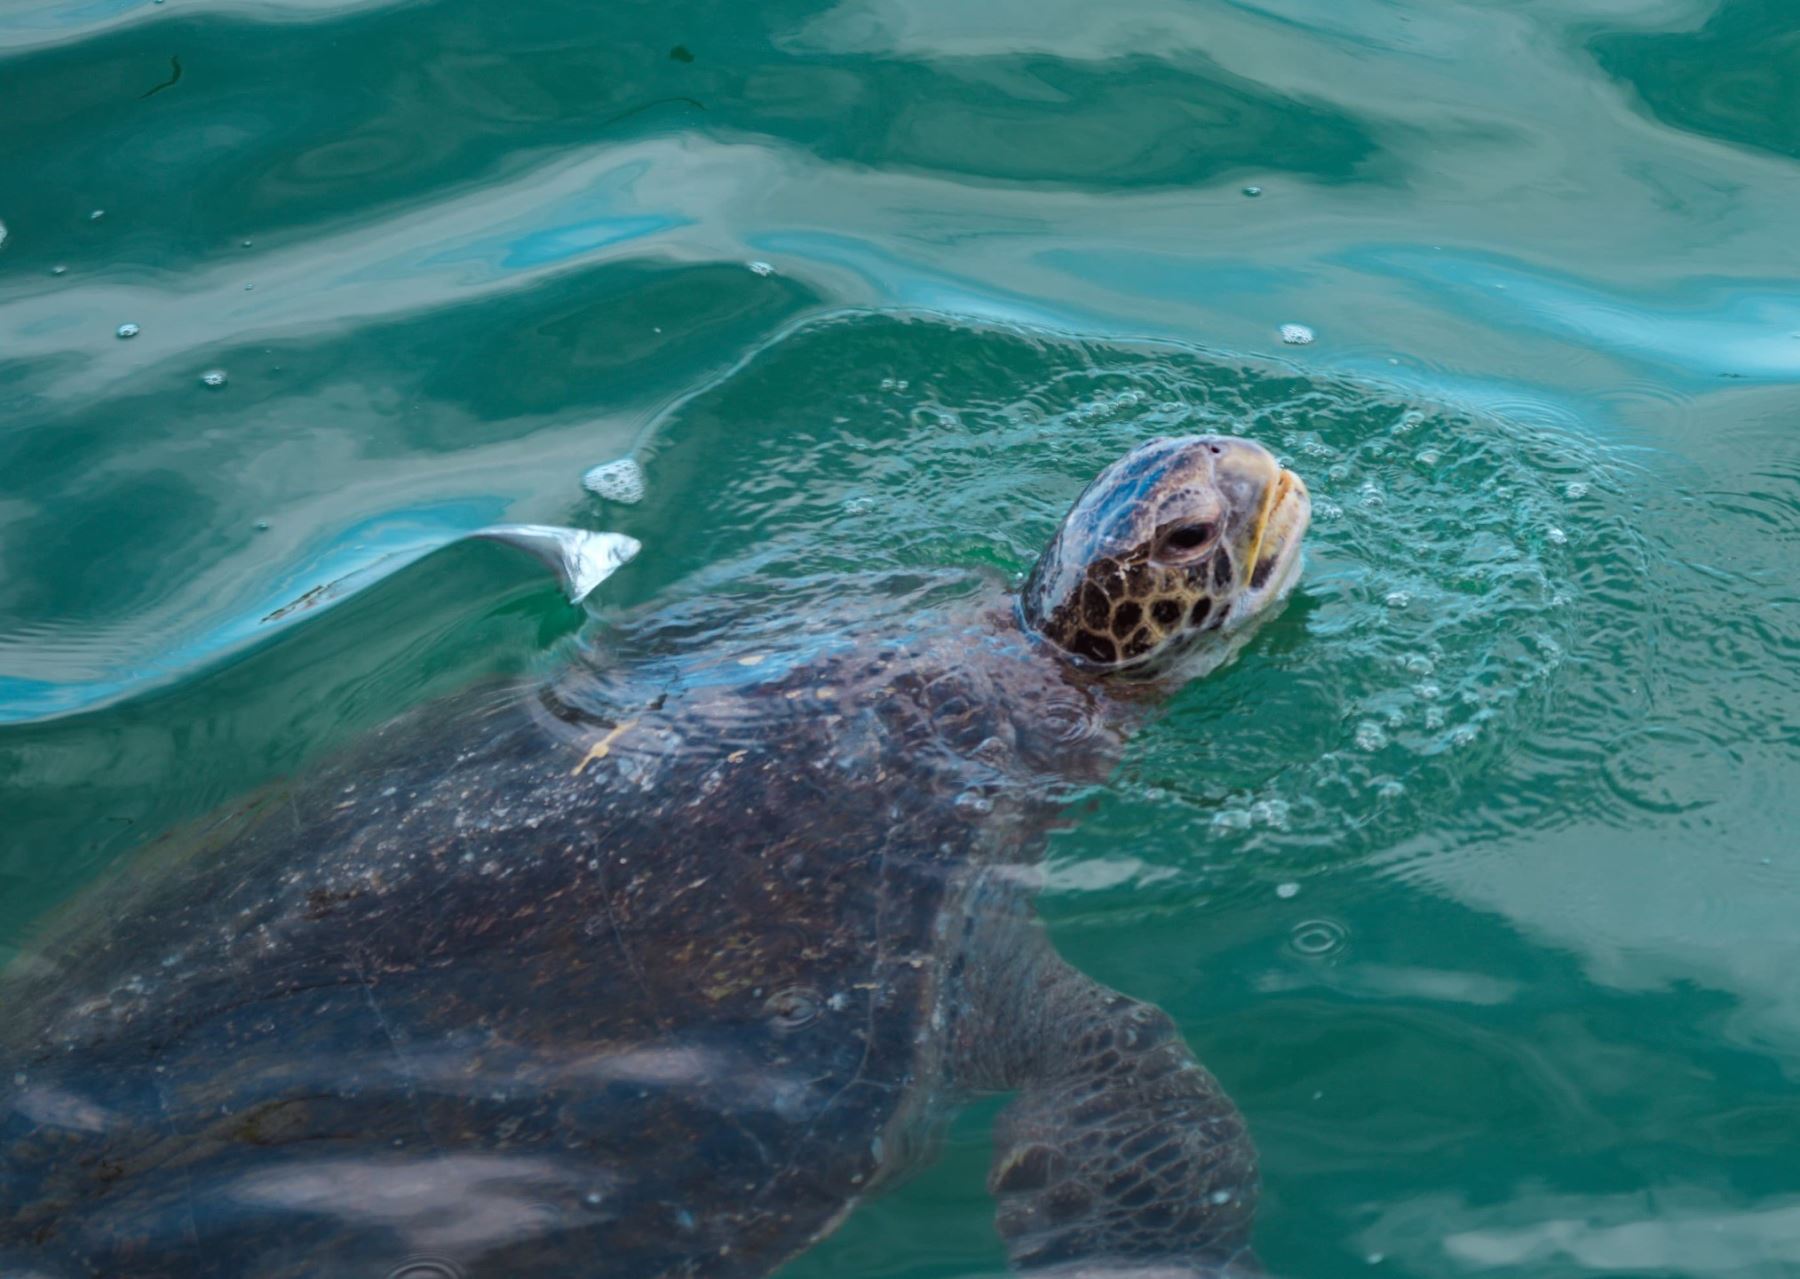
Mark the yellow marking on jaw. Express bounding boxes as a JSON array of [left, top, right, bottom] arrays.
[[1245, 468, 1296, 577], [572, 718, 639, 776]]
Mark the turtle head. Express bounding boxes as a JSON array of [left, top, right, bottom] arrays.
[[1020, 435, 1310, 679]]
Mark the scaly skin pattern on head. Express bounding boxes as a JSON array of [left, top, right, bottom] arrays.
[[0, 435, 1307, 1279], [1021, 436, 1310, 676]]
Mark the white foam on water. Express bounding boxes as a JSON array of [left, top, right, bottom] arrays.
[[582, 457, 646, 504]]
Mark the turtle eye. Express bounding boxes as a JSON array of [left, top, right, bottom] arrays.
[[1158, 522, 1217, 558]]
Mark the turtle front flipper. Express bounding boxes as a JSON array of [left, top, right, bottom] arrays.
[[953, 920, 1259, 1276]]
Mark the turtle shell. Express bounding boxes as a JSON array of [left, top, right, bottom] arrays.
[[0, 602, 1117, 1279]]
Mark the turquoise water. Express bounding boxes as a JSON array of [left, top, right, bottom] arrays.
[[2, 0, 1799, 1275]]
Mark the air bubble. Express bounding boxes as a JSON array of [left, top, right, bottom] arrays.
[[582, 457, 646, 504], [1279, 323, 1315, 346], [1384, 590, 1410, 609], [747, 260, 775, 276], [1546, 527, 1567, 544], [1416, 448, 1440, 466], [1354, 722, 1389, 751], [1242, 186, 1263, 198], [116, 323, 140, 339], [89, 209, 105, 221], [1275, 881, 1301, 900], [1565, 481, 1589, 499], [1249, 798, 1289, 827], [386, 1261, 463, 1279], [199, 369, 227, 388], [50, 264, 67, 276], [1402, 654, 1434, 675], [1212, 807, 1252, 831], [1289, 918, 1349, 957], [954, 790, 994, 816]]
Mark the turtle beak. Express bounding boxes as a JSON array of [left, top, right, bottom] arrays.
[[1245, 468, 1310, 593]]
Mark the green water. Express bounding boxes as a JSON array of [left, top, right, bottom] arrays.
[[3, 0, 1798, 1274]]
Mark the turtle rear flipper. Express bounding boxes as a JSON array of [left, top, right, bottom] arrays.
[[957, 928, 1259, 1275]]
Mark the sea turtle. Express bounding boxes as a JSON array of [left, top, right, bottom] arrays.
[[0, 434, 1310, 1279]]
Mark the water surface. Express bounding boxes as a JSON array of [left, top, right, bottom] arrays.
[[3, 0, 1798, 1276]]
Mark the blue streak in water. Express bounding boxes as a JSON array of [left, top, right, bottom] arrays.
[[1344, 245, 1800, 381], [0, 499, 509, 724], [1036, 248, 1309, 304]]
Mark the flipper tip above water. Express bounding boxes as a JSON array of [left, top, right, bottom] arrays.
[[475, 521, 644, 604], [472, 524, 642, 603]]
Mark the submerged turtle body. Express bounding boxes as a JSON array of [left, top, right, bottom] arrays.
[[0, 436, 1310, 1279]]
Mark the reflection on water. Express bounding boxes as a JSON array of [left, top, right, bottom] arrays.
[[3, 0, 1799, 1275]]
